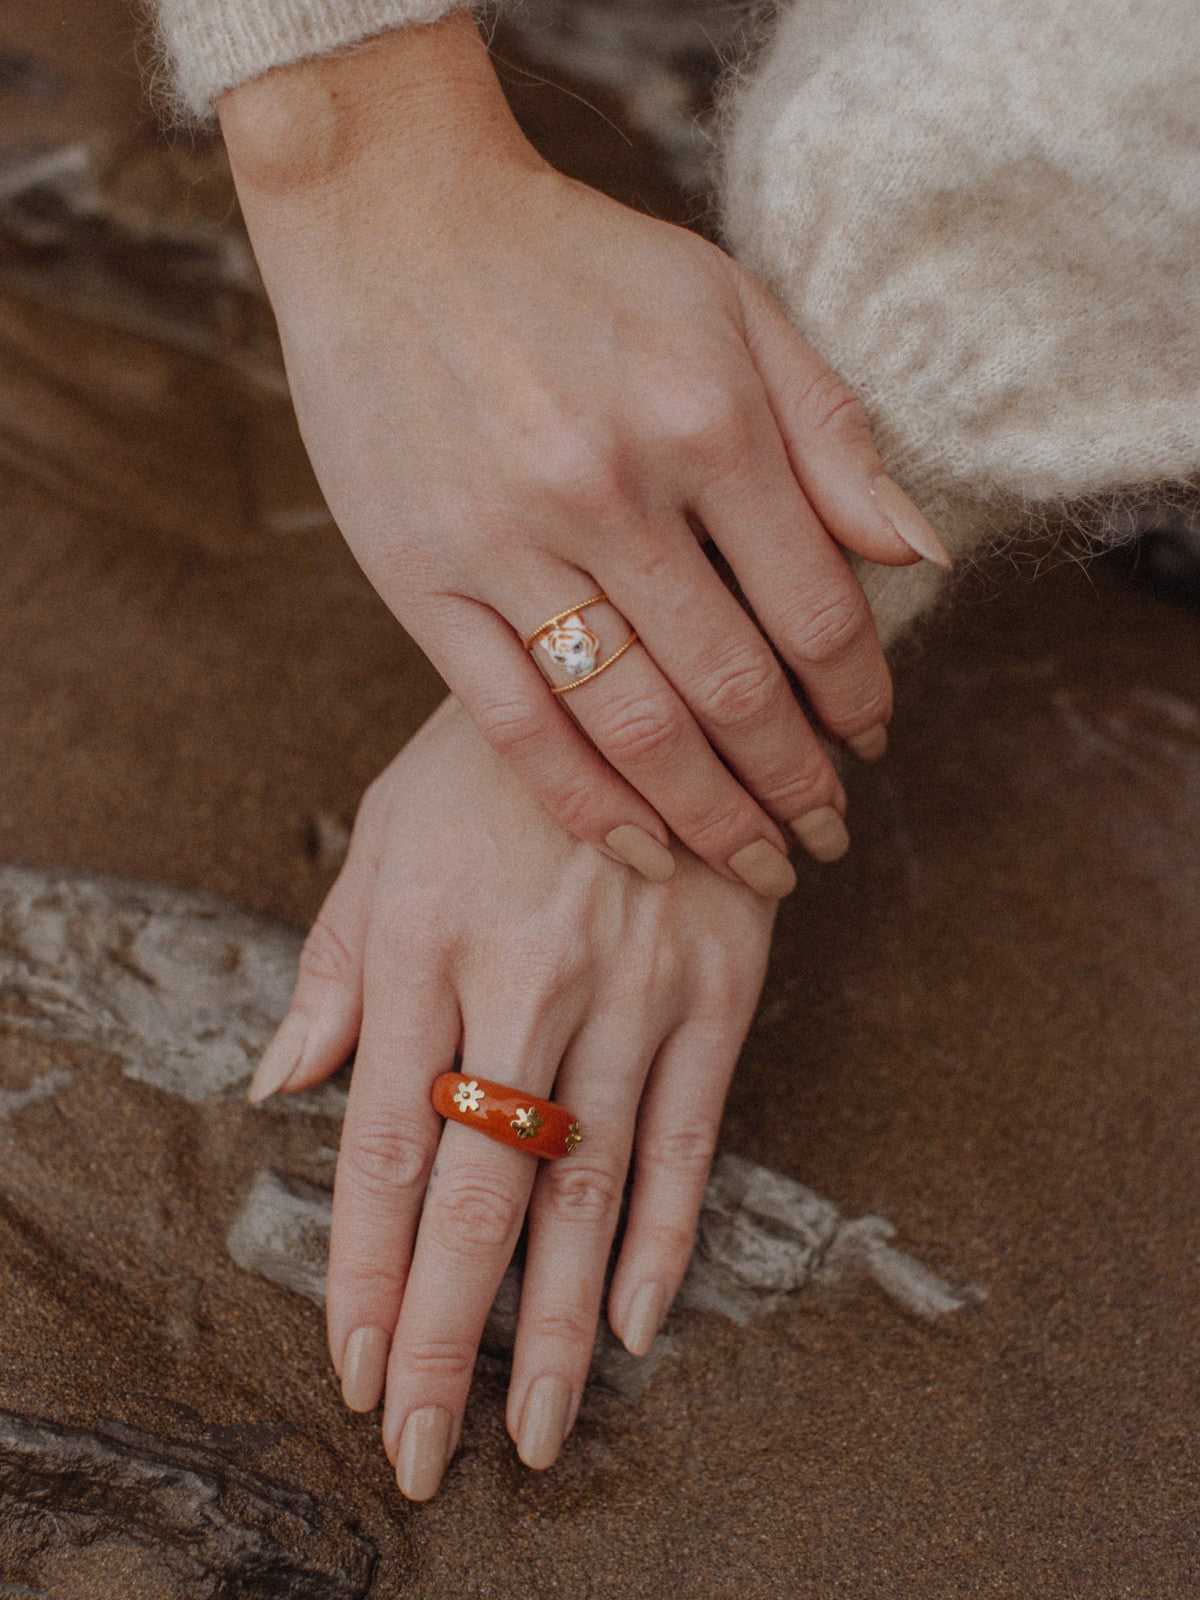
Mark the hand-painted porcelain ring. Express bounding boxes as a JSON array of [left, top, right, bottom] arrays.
[[523, 593, 638, 695], [431, 1072, 582, 1160]]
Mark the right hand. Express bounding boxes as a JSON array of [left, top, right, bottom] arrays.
[[220, 14, 951, 899]]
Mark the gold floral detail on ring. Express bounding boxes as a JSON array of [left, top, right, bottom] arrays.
[[550, 632, 639, 695], [564, 1120, 583, 1155], [511, 1106, 544, 1140], [522, 594, 607, 651], [452, 1078, 485, 1114]]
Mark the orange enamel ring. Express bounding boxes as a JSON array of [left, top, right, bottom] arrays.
[[431, 1072, 582, 1160]]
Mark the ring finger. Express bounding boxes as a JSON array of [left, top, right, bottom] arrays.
[[381, 986, 583, 1500], [507, 562, 801, 898], [504, 1002, 665, 1469]]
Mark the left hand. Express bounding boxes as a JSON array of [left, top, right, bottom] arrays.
[[249, 696, 775, 1497]]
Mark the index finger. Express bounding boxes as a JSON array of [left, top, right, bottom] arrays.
[[325, 925, 457, 1412]]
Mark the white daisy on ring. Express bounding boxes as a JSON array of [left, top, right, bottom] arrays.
[[453, 1078, 485, 1115]]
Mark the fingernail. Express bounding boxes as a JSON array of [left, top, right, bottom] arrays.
[[605, 825, 676, 884], [727, 839, 797, 899], [871, 474, 954, 571], [517, 1374, 573, 1470], [247, 1011, 309, 1103], [623, 1283, 668, 1358], [790, 807, 851, 863], [396, 1405, 453, 1501], [341, 1326, 390, 1413], [848, 723, 888, 762]]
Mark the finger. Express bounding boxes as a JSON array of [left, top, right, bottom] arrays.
[[733, 265, 953, 571], [505, 1003, 662, 1470], [598, 530, 853, 863], [608, 992, 764, 1357], [382, 983, 582, 1501], [247, 779, 385, 1103], [325, 918, 459, 1414], [410, 592, 676, 885], [691, 438, 897, 763], [496, 561, 801, 897]]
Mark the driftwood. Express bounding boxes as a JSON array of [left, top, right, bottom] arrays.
[[0, 1410, 378, 1599]]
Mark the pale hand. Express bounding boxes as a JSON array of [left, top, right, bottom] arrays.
[[220, 16, 950, 898]]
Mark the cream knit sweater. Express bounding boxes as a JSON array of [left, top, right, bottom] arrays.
[[155, 0, 1200, 652], [720, 0, 1200, 649], [155, 0, 477, 120]]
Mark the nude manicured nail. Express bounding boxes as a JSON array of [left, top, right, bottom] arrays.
[[396, 1406, 453, 1501], [605, 825, 676, 884], [623, 1284, 668, 1358], [848, 724, 888, 762], [728, 839, 797, 899], [341, 1326, 390, 1413], [871, 474, 954, 570], [247, 1011, 309, 1103], [517, 1375, 572, 1470], [790, 807, 851, 863]]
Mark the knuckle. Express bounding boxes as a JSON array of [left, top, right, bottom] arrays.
[[526, 1307, 596, 1348], [514, 427, 625, 518], [785, 588, 868, 668], [540, 1161, 623, 1225], [342, 1117, 432, 1200], [545, 767, 599, 837], [392, 1336, 477, 1384], [633, 1217, 697, 1269], [474, 692, 546, 761], [334, 1261, 404, 1304], [696, 650, 786, 731], [849, 683, 894, 732], [751, 748, 834, 817], [798, 368, 874, 445], [701, 958, 765, 1019], [298, 914, 359, 987], [427, 1179, 523, 1256], [594, 693, 685, 767], [679, 797, 748, 857], [649, 1124, 719, 1181], [659, 385, 747, 462]]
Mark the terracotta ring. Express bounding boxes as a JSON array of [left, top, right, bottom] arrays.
[[522, 593, 638, 695], [431, 1072, 582, 1160]]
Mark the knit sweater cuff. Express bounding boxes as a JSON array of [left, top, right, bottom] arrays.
[[154, 0, 482, 122]]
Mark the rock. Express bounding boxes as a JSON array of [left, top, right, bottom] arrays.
[[0, 1408, 378, 1599], [0, 865, 344, 1112], [225, 1155, 981, 1398]]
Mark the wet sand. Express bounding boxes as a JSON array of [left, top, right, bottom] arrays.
[[0, 2, 1197, 1595]]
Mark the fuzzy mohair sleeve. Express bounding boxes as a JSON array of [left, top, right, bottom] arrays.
[[719, 0, 1200, 649], [154, 0, 486, 121]]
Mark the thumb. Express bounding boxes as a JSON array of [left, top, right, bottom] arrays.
[[732, 263, 953, 572], [247, 801, 380, 1104]]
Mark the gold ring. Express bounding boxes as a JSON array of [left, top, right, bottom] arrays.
[[522, 594, 608, 650], [524, 593, 638, 693]]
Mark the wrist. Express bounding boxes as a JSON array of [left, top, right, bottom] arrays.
[[218, 12, 538, 211]]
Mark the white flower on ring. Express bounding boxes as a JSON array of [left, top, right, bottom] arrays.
[[453, 1078, 485, 1115]]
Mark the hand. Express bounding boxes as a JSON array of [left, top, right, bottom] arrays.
[[220, 16, 951, 897], [248, 696, 776, 1497]]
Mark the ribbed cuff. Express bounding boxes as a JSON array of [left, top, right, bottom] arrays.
[[154, 0, 481, 121]]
